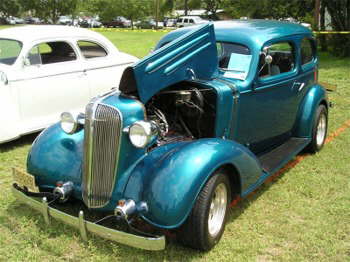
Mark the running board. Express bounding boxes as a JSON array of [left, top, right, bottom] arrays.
[[258, 138, 310, 174]]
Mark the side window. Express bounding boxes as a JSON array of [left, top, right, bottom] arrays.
[[27, 45, 42, 65], [301, 38, 314, 65], [26, 41, 77, 66], [259, 41, 295, 78], [217, 42, 252, 80], [77, 41, 108, 59], [0, 39, 22, 65], [184, 19, 188, 23], [189, 19, 194, 24]]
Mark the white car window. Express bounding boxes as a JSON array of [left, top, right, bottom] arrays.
[[77, 41, 107, 59], [189, 19, 194, 23], [0, 39, 22, 65], [26, 41, 77, 66]]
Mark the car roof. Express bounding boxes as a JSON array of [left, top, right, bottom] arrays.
[[157, 20, 312, 50], [0, 25, 109, 43]]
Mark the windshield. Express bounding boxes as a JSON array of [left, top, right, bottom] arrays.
[[0, 39, 22, 65], [217, 42, 251, 80]]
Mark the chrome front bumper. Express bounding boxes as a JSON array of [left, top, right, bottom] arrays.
[[12, 186, 166, 251]]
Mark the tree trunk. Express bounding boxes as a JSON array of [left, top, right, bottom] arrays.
[[320, 2, 327, 51], [314, 0, 320, 30]]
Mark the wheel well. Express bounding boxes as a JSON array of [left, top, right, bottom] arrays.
[[319, 99, 328, 111], [218, 164, 241, 199]]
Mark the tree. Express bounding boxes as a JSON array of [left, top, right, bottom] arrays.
[[0, 0, 21, 18], [223, 0, 314, 20], [322, 0, 350, 57], [21, 0, 79, 23], [95, 0, 152, 29], [202, 0, 223, 20]]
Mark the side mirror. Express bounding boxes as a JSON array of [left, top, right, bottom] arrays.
[[262, 46, 269, 54]]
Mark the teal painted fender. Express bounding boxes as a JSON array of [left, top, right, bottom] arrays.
[[294, 84, 328, 138], [123, 138, 262, 229], [27, 123, 85, 199]]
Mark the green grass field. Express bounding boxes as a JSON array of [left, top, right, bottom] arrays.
[[0, 26, 349, 261]]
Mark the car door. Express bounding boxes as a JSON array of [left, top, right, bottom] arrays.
[[236, 40, 300, 154], [14, 40, 89, 132], [295, 37, 317, 104], [76, 39, 132, 97]]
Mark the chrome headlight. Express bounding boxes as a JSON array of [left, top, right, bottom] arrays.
[[60, 112, 84, 134], [129, 120, 158, 148]]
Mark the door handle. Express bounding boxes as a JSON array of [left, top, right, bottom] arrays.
[[293, 82, 305, 92], [78, 70, 87, 78]]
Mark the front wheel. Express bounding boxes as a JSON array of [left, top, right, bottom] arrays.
[[178, 171, 231, 251], [306, 104, 328, 153]]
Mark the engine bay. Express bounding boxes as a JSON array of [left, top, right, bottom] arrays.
[[145, 82, 217, 147]]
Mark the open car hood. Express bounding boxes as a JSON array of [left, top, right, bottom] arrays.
[[119, 23, 218, 103]]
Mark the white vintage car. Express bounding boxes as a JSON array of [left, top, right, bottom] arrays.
[[0, 25, 138, 143]]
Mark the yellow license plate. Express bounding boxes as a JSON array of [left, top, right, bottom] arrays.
[[12, 168, 39, 193]]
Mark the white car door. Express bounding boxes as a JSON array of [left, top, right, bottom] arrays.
[[13, 40, 90, 132], [76, 40, 135, 97]]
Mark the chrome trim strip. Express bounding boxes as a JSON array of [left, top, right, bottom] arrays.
[[9, 62, 133, 83], [9, 70, 85, 83], [84, 62, 134, 72], [12, 187, 165, 251]]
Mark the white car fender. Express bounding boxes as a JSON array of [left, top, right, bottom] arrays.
[[0, 82, 21, 143]]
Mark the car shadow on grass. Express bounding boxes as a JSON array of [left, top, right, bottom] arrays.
[[0, 132, 40, 153], [3, 153, 308, 260], [226, 153, 308, 225]]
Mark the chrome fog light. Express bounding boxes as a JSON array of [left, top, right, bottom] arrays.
[[53, 181, 74, 202], [129, 120, 158, 148], [115, 199, 136, 219]]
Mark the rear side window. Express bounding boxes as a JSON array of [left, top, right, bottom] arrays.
[[27, 41, 77, 65], [301, 38, 314, 65], [0, 39, 22, 65], [77, 41, 108, 59], [259, 41, 295, 78]]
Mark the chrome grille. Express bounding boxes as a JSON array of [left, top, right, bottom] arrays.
[[82, 103, 122, 208]]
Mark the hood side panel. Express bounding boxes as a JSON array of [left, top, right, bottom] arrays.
[[131, 23, 218, 103]]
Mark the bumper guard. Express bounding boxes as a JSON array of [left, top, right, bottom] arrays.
[[12, 186, 166, 251]]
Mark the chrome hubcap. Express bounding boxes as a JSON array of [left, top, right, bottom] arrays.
[[208, 183, 227, 237], [316, 114, 327, 147]]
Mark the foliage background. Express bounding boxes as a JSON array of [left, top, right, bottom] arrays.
[[0, 0, 349, 57], [0, 26, 349, 260]]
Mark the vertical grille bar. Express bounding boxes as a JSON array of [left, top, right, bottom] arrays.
[[82, 103, 122, 208]]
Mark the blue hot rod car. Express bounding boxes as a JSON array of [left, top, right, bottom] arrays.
[[12, 20, 328, 251]]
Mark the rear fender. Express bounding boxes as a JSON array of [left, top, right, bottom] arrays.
[[123, 138, 262, 229], [294, 84, 328, 137]]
